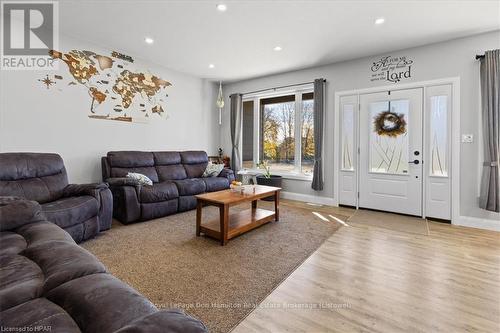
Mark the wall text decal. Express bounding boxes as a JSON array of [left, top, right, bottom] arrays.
[[370, 56, 413, 84]]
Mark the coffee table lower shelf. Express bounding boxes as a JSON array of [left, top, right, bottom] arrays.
[[199, 208, 275, 241]]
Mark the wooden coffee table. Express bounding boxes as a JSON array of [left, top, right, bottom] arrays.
[[195, 185, 280, 245]]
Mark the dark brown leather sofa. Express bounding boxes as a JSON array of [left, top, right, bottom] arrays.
[[102, 151, 235, 224], [0, 153, 112, 243], [0, 197, 207, 333]]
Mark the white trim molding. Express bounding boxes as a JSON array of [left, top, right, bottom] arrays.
[[281, 191, 336, 206], [455, 216, 500, 232]]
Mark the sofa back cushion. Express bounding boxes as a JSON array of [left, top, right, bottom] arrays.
[[0, 153, 69, 203], [153, 152, 187, 181], [106, 151, 159, 183], [181, 151, 208, 178]]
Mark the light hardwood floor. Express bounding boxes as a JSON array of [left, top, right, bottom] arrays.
[[232, 201, 500, 333]]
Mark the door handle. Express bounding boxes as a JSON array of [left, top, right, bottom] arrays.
[[408, 160, 420, 165]]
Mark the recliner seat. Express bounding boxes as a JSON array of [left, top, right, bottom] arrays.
[[102, 151, 234, 224], [0, 153, 113, 243]]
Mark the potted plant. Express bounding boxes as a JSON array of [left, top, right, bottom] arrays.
[[256, 161, 283, 193]]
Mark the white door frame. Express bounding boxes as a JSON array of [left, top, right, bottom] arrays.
[[333, 77, 460, 224]]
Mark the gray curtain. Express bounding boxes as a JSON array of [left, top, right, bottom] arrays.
[[312, 79, 325, 191], [479, 49, 500, 212], [230, 94, 243, 172]]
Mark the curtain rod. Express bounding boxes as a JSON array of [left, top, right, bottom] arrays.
[[241, 79, 326, 96], [476, 54, 485, 60]]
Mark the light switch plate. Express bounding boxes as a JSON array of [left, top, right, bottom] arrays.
[[461, 134, 474, 143]]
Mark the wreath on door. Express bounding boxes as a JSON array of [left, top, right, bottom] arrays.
[[373, 111, 407, 137]]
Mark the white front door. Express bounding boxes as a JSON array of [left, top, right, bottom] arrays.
[[359, 88, 423, 216]]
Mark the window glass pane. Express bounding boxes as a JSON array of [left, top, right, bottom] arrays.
[[342, 104, 354, 171], [301, 93, 314, 175], [430, 95, 448, 176], [242, 101, 254, 169], [369, 100, 409, 174], [261, 96, 295, 172]]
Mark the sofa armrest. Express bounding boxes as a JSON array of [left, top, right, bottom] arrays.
[[63, 183, 109, 198], [106, 177, 142, 187], [109, 185, 141, 224], [113, 309, 208, 333], [63, 183, 113, 232], [218, 168, 235, 182]]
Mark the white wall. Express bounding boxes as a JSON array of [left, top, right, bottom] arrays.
[[221, 31, 500, 220], [0, 33, 220, 183]]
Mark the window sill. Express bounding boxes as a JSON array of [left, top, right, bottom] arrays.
[[238, 169, 313, 181]]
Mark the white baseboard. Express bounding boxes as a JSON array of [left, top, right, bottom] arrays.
[[280, 191, 336, 206], [454, 215, 500, 232]]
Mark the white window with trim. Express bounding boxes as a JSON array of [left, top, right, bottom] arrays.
[[241, 86, 314, 178]]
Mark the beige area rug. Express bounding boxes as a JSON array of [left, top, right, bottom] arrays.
[[81, 201, 341, 333], [347, 209, 429, 235]]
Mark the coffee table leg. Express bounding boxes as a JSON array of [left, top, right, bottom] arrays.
[[196, 201, 202, 236], [252, 200, 257, 211], [274, 191, 280, 221], [220, 204, 229, 246]]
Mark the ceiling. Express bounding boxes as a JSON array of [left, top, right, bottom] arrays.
[[59, 0, 500, 82]]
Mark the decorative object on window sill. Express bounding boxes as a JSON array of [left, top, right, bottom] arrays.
[[216, 81, 225, 125], [373, 104, 407, 137], [222, 155, 231, 168], [256, 161, 282, 201]]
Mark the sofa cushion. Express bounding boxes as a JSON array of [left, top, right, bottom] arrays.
[[184, 164, 208, 179], [41, 196, 98, 229], [0, 153, 65, 181], [156, 165, 187, 181], [0, 153, 68, 203], [47, 273, 158, 333], [115, 309, 208, 333], [0, 232, 27, 255], [139, 182, 179, 203], [0, 255, 44, 311], [180, 151, 208, 165], [203, 177, 230, 192], [173, 178, 206, 196], [181, 151, 208, 178], [153, 152, 181, 165], [22, 240, 106, 293], [16, 221, 75, 248], [0, 298, 81, 333], [107, 151, 154, 168]]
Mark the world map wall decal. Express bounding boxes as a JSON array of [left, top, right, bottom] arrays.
[[40, 49, 172, 123]]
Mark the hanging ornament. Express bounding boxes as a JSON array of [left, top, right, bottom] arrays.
[[216, 81, 224, 125]]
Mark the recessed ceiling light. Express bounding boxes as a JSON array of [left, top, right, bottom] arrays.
[[144, 37, 154, 44], [209, 64, 215, 69], [375, 17, 385, 25], [273, 46, 282, 51], [216, 4, 227, 11]]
